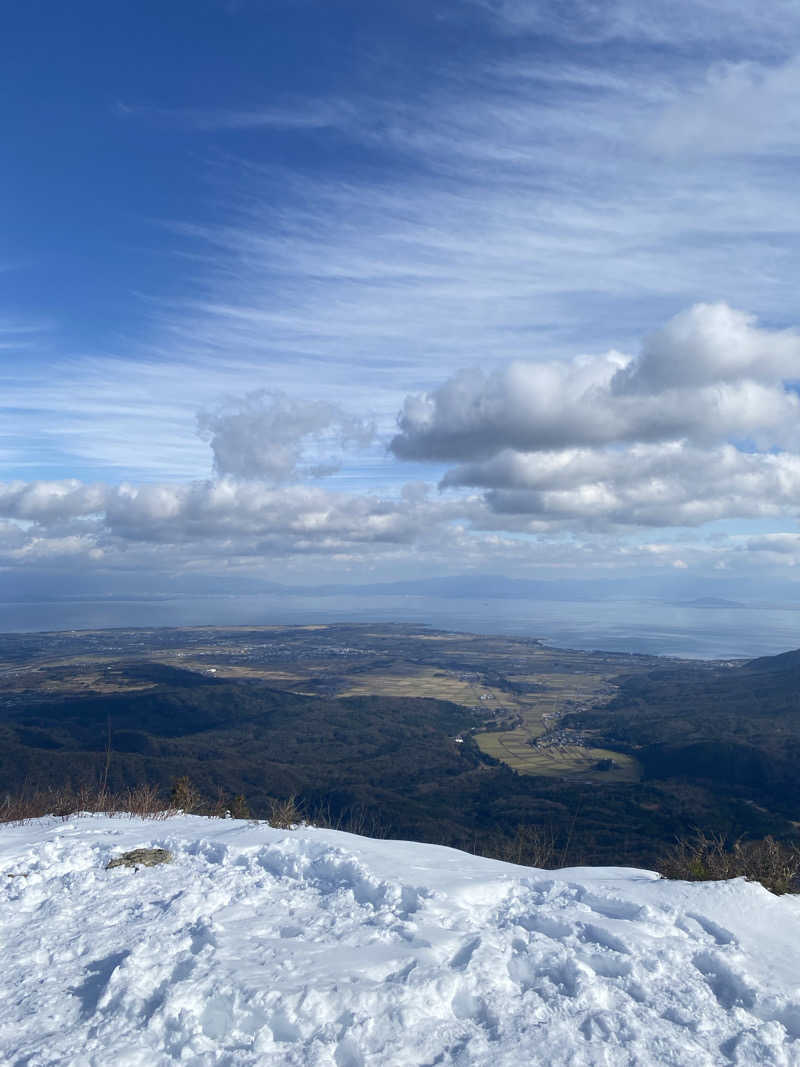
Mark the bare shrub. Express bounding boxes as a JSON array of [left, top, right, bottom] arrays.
[[308, 801, 387, 838], [338, 806, 387, 839], [230, 794, 251, 820], [120, 783, 169, 818], [75, 783, 104, 813], [209, 786, 230, 818], [169, 776, 201, 814], [0, 786, 85, 823], [659, 832, 800, 895], [507, 824, 558, 868], [0, 783, 169, 824], [475, 824, 559, 869], [268, 795, 302, 829], [1, 789, 45, 823]]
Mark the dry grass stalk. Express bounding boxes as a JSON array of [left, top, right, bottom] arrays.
[[659, 831, 800, 895]]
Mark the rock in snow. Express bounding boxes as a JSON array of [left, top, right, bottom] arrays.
[[106, 847, 174, 870], [2, 816, 800, 1065]]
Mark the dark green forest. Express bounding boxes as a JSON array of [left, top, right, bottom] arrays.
[[567, 649, 800, 819], [4, 650, 800, 867]]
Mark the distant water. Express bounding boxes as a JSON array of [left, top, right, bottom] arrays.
[[2, 593, 799, 660]]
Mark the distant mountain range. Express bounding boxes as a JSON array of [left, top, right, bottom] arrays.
[[9, 570, 800, 609], [679, 597, 746, 609], [306, 574, 615, 601]]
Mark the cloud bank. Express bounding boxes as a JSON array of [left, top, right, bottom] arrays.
[[391, 303, 800, 527], [4, 304, 800, 583]]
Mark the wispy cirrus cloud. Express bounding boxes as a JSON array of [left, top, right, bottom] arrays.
[[12, 25, 800, 491], [649, 56, 800, 156], [114, 98, 355, 131], [8, 1, 800, 594], [0, 318, 50, 351], [471, 0, 800, 51]]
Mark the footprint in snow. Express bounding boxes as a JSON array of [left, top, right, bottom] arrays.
[[683, 911, 737, 947], [450, 936, 480, 971], [385, 959, 416, 984], [68, 950, 130, 1020], [576, 921, 631, 956], [576, 889, 645, 922], [516, 912, 573, 940], [692, 950, 756, 1011]]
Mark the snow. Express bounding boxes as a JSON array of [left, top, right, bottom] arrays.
[[2, 816, 800, 1065]]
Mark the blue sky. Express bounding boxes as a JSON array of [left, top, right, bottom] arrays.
[[5, 0, 800, 601]]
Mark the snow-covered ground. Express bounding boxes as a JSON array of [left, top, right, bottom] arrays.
[[2, 816, 800, 1066]]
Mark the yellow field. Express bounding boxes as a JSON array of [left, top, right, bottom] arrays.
[[337, 666, 511, 708], [337, 661, 637, 782], [476, 728, 641, 782], [4, 627, 638, 783], [471, 670, 639, 781], [165, 662, 310, 689]]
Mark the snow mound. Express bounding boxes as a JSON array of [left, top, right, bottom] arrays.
[[2, 816, 800, 1065]]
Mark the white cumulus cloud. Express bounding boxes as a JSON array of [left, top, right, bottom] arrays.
[[394, 303, 800, 528], [197, 391, 373, 482], [392, 303, 800, 462]]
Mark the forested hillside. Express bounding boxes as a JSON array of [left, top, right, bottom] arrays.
[[4, 644, 800, 866], [567, 650, 800, 815]]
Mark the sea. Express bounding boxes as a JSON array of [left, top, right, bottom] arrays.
[[2, 593, 799, 660]]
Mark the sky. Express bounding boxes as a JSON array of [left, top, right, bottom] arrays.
[[4, 0, 800, 607]]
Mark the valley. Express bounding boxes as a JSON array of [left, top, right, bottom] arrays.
[[0, 623, 659, 783], [1, 624, 797, 869]]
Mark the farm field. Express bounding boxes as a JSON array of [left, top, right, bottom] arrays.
[[0, 623, 656, 783], [3, 624, 798, 870]]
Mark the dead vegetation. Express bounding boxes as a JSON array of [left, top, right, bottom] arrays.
[[0, 780, 385, 838], [0, 777, 246, 824], [489, 823, 560, 868], [658, 831, 800, 895], [0, 783, 170, 823]]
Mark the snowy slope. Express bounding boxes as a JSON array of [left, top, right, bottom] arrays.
[[2, 817, 800, 1066]]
